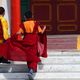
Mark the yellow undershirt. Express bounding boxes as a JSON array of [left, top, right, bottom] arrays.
[[18, 20, 43, 34], [23, 20, 42, 33], [0, 15, 9, 40]]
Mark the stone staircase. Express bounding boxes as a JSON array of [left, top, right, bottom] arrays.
[[1, 50, 80, 80], [0, 35, 80, 80], [47, 35, 77, 50]]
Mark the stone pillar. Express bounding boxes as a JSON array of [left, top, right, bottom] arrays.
[[11, 0, 21, 35]]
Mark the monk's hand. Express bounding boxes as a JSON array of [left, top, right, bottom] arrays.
[[41, 25, 46, 33], [43, 25, 46, 30]]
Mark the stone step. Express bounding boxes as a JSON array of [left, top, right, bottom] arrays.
[[36, 79, 80, 80], [47, 50, 80, 56], [1, 73, 80, 80], [47, 39, 76, 44], [0, 73, 28, 79], [47, 35, 77, 38], [47, 35, 77, 43], [47, 44, 76, 49], [47, 35, 77, 49], [41, 56, 80, 64], [47, 38, 76, 44], [38, 64, 80, 72], [1, 79, 80, 80], [0, 63, 27, 73], [1, 63, 80, 73], [34, 72, 80, 79]]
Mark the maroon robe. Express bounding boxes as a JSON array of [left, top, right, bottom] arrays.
[[0, 21, 47, 71]]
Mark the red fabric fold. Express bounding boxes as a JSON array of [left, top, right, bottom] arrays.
[[38, 32, 47, 58], [0, 21, 47, 62]]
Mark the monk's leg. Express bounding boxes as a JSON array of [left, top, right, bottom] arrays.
[[27, 61, 38, 73]]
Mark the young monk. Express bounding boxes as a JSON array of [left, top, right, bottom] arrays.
[[0, 11, 47, 77], [0, 7, 10, 63], [17, 11, 47, 74]]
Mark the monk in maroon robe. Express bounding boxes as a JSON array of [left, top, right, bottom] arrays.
[[0, 11, 47, 74], [0, 7, 10, 63]]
